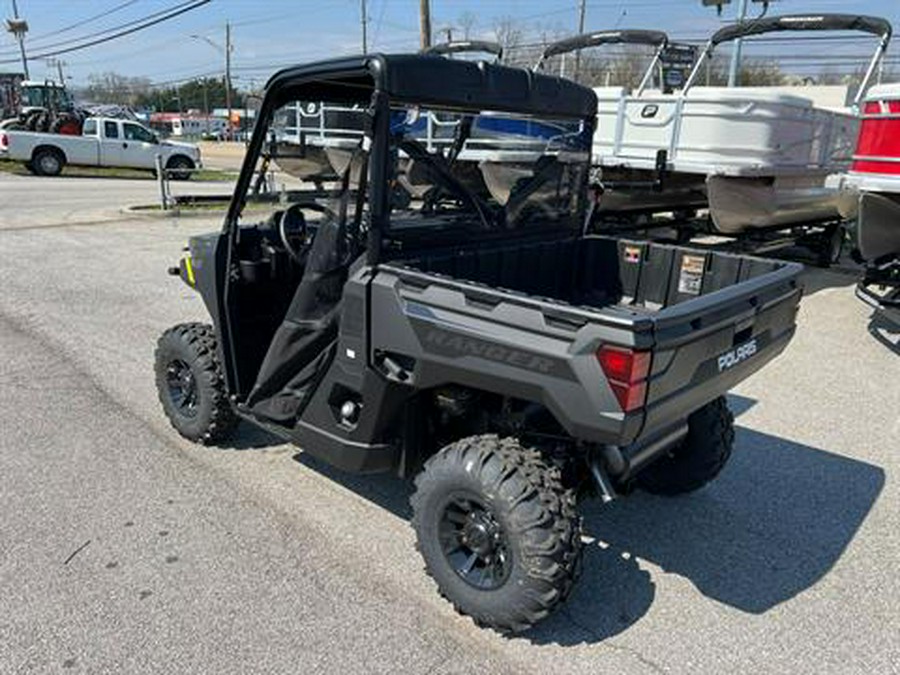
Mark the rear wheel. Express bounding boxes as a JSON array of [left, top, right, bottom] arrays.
[[637, 396, 735, 496], [166, 155, 194, 181], [32, 148, 65, 176], [154, 322, 238, 444], [411, 435, 582, 633]]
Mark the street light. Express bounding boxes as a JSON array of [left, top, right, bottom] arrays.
[[190, 24, 233, 139]]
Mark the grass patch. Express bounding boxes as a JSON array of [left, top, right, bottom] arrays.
[[0, 158, 234, 182], [131, 201, 272, 214]]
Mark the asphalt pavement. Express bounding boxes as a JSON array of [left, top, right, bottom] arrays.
[[0, 172, 897, 674]]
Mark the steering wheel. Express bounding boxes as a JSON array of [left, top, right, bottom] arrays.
[[276, 201, 336, 265]]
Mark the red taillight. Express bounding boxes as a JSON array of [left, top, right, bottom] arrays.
[[0, 133, 7, 149], [597, 345, 651, 413]]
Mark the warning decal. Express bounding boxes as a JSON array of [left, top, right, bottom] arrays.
[[678, 254, 706, 295]]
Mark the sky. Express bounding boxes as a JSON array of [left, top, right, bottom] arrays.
[[1, 0, 898, 88]]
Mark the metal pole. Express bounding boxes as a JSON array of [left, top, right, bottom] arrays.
[[202, 79, 209, 134], [225, 21, 233, 140], [56, 60, 64, 83], [11, 0, 29, 79], [155, 154, 168, 209], [361, 0, 367, 53], [728, 0, 748, 87], [419, 0, 431, 50], [573, 0, 586, 81]]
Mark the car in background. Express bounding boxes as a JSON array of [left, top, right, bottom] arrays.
[[0, 116, 202, 178]]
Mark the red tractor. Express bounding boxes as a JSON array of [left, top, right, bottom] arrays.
[[0, 79, 84, 134]]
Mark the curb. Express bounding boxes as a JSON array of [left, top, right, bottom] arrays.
[[121, 204, 229, 219]]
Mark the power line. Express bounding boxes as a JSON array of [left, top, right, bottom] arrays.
[[0, 0, 208, 58], [0, 0, 212, 64], [22, 0, 142, 45]]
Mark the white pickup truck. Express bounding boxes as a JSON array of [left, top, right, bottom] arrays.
[[0, 117, 202, 178]]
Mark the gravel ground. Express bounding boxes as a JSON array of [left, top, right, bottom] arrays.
[[0, 172, 897, 674]]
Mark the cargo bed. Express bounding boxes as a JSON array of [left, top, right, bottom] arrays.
[[374, 235, 803, 444]]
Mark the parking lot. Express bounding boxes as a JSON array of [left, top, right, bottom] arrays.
[[0, 169, 898, 674]]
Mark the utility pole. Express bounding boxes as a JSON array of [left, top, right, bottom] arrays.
[[7, 0, 29, 79], [728, 0, 748, 87], [225, 21, 233, 139], [419, 0, 431, 51], [361, 0, 367, 53], [573, 0, 586, 81], [46, 58, 65, 83]]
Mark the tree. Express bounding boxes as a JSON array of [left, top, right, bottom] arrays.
[[738, 60, 785, 87], [81, 72, 152, 106], [81, 73, 243, 113], [492, 16, 524, 64], [699, 56, 785, 87], [458, 12, 477, 40]]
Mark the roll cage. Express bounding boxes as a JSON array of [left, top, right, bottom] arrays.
[[225, 54, 598, 265]]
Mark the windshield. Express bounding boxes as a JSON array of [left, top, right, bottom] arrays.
[[234, 96, 371, 259], [19, 84, 73, 110], [19, 85, 45, 107]]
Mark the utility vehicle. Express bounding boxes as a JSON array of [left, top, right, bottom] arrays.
[[154, 54, 803, 633]]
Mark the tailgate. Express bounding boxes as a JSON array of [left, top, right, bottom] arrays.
[[641, 256, 802, 435]]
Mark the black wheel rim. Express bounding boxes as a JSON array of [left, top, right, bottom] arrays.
[[166, 359, 199, 418], [438, 494, 511, 590]]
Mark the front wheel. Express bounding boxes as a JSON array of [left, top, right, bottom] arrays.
[[154, 323, 238, 444], [636, 396, 735, 496], [166, 155, 195, 181], [411, 435, 582, 634]]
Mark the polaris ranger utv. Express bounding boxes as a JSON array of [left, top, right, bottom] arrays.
[[155, 54, 803, 633]]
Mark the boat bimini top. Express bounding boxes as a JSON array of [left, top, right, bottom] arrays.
[[682, 14, 893, 106], [534, 30, 670, 96]]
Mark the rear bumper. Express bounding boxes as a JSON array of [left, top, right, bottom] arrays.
[[641, 285, 801, 438], [642, 324, 795, 437]]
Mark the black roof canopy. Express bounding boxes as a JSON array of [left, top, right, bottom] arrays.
[[710, 14, 892, 46], [540, 29, 668, 63], [264, 53, 597, 119]]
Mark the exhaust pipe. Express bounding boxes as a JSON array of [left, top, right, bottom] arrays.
[[589, 423, 689, 500]]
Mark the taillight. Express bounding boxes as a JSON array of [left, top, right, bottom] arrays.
[[0, 133, 7, 149], [597, 345, 651, 413]]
